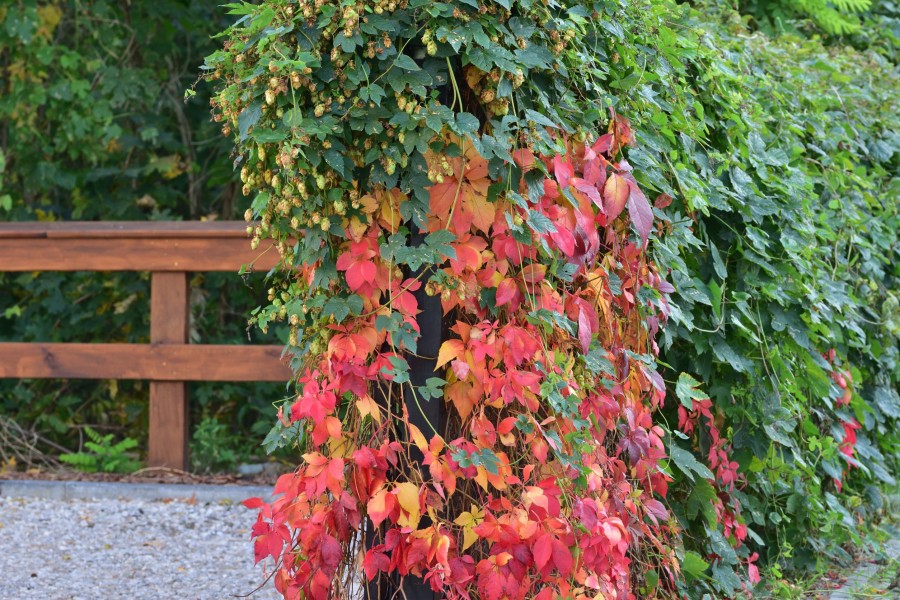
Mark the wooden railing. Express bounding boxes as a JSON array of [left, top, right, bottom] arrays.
[[0, 221, 291, 470]]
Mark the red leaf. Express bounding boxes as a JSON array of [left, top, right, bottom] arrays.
[[551, 538, 574, 576], [320, 535, 342, 573], [626, 178, 653, 246], [363, 548, 390, 580], [496, 278, 518, 306], [552, 155, 574, 189], [533, 533, 552, 571], [242, 497, 265, 509], [592, 133, 613, 155]]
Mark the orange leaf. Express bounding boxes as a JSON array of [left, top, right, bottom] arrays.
[[446, 380, 477, 421], [367, 487, 395, 527], [437, 339, 465, 368], [429, 179, 461, 220], [465, 187, 495, 234], [604, 172, 629, 221]]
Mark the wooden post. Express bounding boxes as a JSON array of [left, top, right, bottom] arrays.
[[148, 272, 190, 469]]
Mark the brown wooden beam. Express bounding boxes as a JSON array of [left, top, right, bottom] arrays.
[[0, 343, 292, 382], [0, 220, 260, 239], [0, 237, 279, 272], [149, 272, 190, 470]]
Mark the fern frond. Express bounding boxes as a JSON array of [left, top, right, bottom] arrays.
[[111, 438, 139, 453], [789, 0, 867, 33], [60, 453, 99, 473], [83, 426, 105, 445], [830, 0, 872, 13], [816, 6, 863, 33]]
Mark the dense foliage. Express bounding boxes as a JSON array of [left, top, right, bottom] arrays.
[[741, 0, 874, 34], [2, 0, 896, 597], [208, 0, 898, 598], [208, 1, 683, 596], [209, 1, 900, 598], [0, 0, 282, 460]]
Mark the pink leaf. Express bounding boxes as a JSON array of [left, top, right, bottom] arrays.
[[496, 278, 518, 306], [625, 178, 653, 246], [571, 177, 603, 210], [577, 304, 593, 354]]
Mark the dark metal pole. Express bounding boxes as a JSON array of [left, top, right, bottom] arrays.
[[364, 224, 444, 600]]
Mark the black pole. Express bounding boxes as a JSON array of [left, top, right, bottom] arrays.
[[364, 224, 444, 600], [364, 53, 455, 600]]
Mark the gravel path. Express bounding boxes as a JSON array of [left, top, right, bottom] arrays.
[[0, 495, 281, 600]]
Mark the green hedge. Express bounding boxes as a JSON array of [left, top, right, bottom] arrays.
[[0, 1, 284, 464], [609, 1, 898, 594]]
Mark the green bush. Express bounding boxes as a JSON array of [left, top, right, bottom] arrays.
[[0, 1, 285, 464], [605, 1, 898, 593]]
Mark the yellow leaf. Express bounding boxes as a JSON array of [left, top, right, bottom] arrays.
[[356, 394, 382, 424], [378, 188, 406, 233], [453, 505, 484, 551], [395, 482, 421, 529], [474, 466, 489, 492], [408, 423, 428, 453], [347, 215, 368, 242], [436, 339, 464, 368], [37, 5, 63, 39]]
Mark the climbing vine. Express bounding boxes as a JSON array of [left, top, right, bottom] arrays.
[[207, 0, 898, 598], [206, 0, 686, 597]]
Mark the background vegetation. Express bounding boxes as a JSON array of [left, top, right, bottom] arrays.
[[0, 0, 288, 471], [1, 0, 898, 597]]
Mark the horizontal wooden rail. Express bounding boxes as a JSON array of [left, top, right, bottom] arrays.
[[0, 221, 279, 271], [0, 343, 291, 381], [0, 221, 291, 470]]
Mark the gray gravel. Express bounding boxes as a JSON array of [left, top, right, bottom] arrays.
[[0, 495, 281, 600]]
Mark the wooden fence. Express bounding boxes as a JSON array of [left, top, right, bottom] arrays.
[[0, 221, 291, 470]]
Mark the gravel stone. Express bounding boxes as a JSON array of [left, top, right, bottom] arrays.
[[0, 496, 281, 600]]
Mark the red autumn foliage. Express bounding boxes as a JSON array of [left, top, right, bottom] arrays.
[[246, 128, 683, 599]]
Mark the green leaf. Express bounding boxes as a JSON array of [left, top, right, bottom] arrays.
[[681, 551, 709, 580], [237, 101, 263, 142], [675, 372, 708, 410], [324, 148, 346, 177], [669, 444, 715, 482], [453, 112, 480, 136], [392, 53, 420, 71]]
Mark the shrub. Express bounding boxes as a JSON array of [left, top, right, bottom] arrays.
[[207, 0, 898, 598], [0, 0, 281, 459]]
